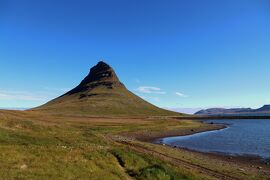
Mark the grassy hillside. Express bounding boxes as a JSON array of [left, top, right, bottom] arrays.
[[0, 110, 269, 179], [35, 85, 178, 116], [0, 110, 203, 179]]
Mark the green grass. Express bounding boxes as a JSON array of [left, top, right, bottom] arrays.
[[0, 111, 198, 179], [0, 110, 268, 179], [111, 148, 190, 180], [0, 118, 123, 179]]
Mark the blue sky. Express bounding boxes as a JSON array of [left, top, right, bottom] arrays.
[[0, 0, 270, 112]]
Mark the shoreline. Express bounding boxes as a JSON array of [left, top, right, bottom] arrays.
[[127, 121, 226, 142], [147, 121, 270, 166], [124, 120, 270, 168], [113, 120, 270, 178], [155, 134, 270, 165], [168, 144, 270, 170]]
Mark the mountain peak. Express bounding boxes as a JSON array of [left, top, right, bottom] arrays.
[[84, 61, 119, 82], [94, 60, 111, 72], [65, 61, 122, 96], [97, 60, 109, 66]]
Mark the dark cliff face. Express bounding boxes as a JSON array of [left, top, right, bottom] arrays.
[[65, 61, 124, 96], [80, 61, 120, 85]]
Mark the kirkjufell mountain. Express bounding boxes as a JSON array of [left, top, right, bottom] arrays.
[[34, 61, 178, 116]]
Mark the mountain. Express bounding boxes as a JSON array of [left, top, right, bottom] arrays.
[[254, 105, 270, 113], [34, 61, 179, 116], [194, 108, 252, 115], [195, 105, 270, 116]]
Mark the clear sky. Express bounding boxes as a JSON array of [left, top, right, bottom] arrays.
[[0, 0, 270, 112]]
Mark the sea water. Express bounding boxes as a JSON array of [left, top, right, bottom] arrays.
[[159, 119, 270, 159]]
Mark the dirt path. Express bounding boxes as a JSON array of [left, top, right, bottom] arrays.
[[110, 136, 240, 180]]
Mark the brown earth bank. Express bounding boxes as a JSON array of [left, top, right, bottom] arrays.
[[120, 120, 225, 142]]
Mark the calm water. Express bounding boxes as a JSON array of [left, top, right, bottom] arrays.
[[158, 120, 270, 159]]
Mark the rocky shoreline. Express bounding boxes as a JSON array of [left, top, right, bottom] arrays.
[[126, 121, 226, 142], [123, 120, 270, 168]]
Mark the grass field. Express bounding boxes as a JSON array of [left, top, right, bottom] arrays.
[[0, 110, 269, 179]]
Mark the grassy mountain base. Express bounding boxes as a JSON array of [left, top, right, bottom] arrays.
[[35, 86, 178, 116]]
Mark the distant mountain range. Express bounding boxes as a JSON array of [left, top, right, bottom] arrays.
[[195, 105, 270, 116]]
